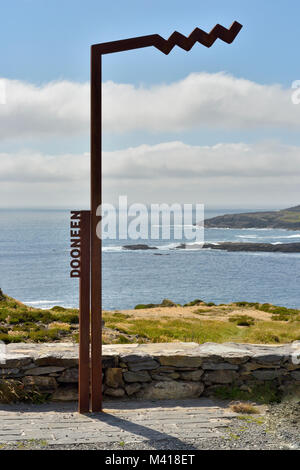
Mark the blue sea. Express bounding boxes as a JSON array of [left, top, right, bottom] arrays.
[[0, 208, 300, 310]]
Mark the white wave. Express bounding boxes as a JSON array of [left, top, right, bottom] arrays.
[[237, 233, 300, 240], [280, 234, 300, 238], [237, 235, 258, 239], [157, 242, 179, 250], [102, 245, 124, 252]]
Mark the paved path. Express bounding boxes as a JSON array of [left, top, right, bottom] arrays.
[[0, 399, 236, 447]]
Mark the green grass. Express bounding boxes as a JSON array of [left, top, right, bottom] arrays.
[[183, 299, 204, 307], [213, 384, 281, 404], [115, 335, 132, 344], [102, 312, 300, 344], [0, 379, 50, 404], [134, 298, 177, 309], [229, 315, 256, 326], [0, 293, 79, 343], [1, 290, 300, 345]]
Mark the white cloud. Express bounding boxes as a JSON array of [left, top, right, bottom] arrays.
[[0, 151, 90, 182], [103, 74, 300, 132], [1, 141, 300, 207], [1, 73, 300, 141], [103, 141, 300, 179], [0, 79, 89, 140]]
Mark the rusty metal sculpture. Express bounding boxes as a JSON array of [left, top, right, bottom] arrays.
[[72, 21, 243, 413]]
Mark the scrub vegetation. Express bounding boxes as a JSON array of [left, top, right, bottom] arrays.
[[0, 289, 299, 345]]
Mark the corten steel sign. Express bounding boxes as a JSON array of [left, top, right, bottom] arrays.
[[71, 21, 243, 413]]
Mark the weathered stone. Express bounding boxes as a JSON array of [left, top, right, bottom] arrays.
[[226, 357, 250, 365], [203, 384, 227, 397], [202, 362, 238, 371], [103, 356, 119, 369], [0, 368, 20, 376], [251, 369, 288, 381], [252, 353, 285, 365], [156, 366, 176, 372], [52, 386, 78, 401], [291, 371, 300, 380], [121, 354, 159, 371], [137, 381, 204, 400], [104, 387, 125, 397], [105, 368, 124, 388], [119, 361, 128, 369], [125, 383, 141, 396], [24, 366, 65, 376], [22, 363, 37, 370], [198, 343, 252, 364], [180, 370, 204, 381], [57, 368, 78, 383], [158, 356, 203, 368], [241, 362, 280, 372], [123, 370, 151, 383], [162, 372, 180, 380], [35, 353, 78, 367], [22, 376, 57, 393], [286, 363, 300, 371], [0, 355, 32, 369], [151, 374, 176, 382], [204, 370, 238, 384]]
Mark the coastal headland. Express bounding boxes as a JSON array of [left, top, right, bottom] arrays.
[[203, 205, 300, 230]]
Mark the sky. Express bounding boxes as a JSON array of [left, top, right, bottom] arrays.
[[1, 0, 300, 209]]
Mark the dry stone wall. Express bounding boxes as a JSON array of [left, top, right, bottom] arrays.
[[1, 342, 299, 401]]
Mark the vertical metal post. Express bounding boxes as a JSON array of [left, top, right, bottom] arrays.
[[87, 22, 242, 413], [90, 48, 103, 412], [78, 210, 91, 413]]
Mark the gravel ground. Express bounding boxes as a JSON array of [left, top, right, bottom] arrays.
[[264, 401, 300, 450], [0, 401, 298, 451]]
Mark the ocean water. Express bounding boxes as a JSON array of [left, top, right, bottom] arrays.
[[0, 209, 300, 310]]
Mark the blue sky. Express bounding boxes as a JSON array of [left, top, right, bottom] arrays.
[[1, 1, 300, 208], [1, 0, 299, 87]]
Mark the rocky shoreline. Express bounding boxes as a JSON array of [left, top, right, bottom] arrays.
[[122, 242, 300, 253]]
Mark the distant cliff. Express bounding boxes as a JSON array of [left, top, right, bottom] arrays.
[[204, 205, 300, 230]]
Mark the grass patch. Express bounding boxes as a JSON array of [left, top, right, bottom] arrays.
[[183, 299, 204, 307], [115, 335, 132, 344], [258, 303, 300, 320], [0, 379, 49, 404], [28, 328, 68, 342], [230, 402, 259, 414], [236, 415, 265, 425], [0, 292, 79, 343], [229, 315, 256, 326], [134, 298, 177, 309], [101, 315, 300, 345], [213, 384, 281, 404]]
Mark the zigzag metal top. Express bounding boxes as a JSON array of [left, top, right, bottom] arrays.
[[92, 21, 242, 55]]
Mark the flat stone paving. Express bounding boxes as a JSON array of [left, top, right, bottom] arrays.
[[0, 398, 236, 446]]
